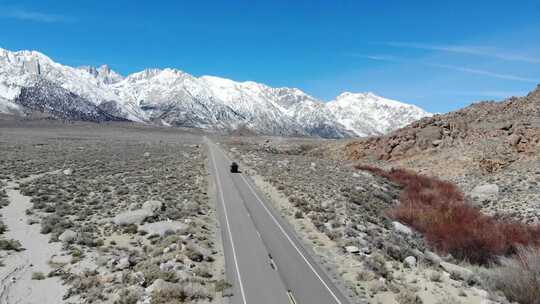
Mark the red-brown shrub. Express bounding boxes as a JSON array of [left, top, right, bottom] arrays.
[[357, 165, 540, 264]]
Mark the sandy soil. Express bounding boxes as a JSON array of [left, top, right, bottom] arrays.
[[0, 179, 67, 304]]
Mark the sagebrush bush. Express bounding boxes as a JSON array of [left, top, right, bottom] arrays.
[[366, 253, 392, 279], [396, 290, 423, 304], [113, 289, 139, 304], [31, 271, 46, 280], [40, 214, 73, 236], [482, 246, 540, 304], [357, 165, 540, 264], [151, 287, 187, 304], [214, 279, 232, 293], [0, 239, 24, 251], [134, 261, 178, 285]]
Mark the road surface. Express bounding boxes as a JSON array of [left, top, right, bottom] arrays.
[[207, 139, 352, 304]]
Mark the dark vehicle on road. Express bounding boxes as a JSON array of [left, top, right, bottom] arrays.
[[230, 162, 239, 173]]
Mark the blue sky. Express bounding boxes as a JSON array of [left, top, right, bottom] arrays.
[[1, 0, 540, 113]]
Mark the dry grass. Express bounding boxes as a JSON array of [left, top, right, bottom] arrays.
[[482, 246, 540, 304], [357, 165, 540, 264]]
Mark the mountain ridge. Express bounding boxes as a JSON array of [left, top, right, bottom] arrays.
[[0, 47, 431, 137]]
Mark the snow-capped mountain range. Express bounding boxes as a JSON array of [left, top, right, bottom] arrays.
[[0, 48, 430, 137]]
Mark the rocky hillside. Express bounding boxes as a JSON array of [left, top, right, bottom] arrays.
[[322, 85, 540, 225], [341, 85, 540, 162]]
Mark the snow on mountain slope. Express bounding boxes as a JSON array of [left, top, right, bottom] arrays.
[[0, 97, 21, 115], [111, 69, 249, 130], [0, 47, 431, 137], [285, 99, 354, 138], [199, 76, 305, 135], [0, 48, 143, 121], [15, 77, 126, 122], [328, 92, 432, 137], [79, 65, 124, 85]]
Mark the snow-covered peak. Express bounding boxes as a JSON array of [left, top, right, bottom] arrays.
[[328, 92, 431, 136], [0, 48, 55, 66], [79, 64, 123, 84], [124, 68, 192, 83], [0, 47, 144, 122], [334, 91, 409, 108], [199, 75, 239, 86], [0, 47, 431, 138]]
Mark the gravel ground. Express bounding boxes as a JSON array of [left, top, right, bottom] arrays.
[[0, 121, 225, 304]]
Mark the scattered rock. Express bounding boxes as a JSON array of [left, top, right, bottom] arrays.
[[404, 256, 417, 268], [424, 251, 442, 266], [507, 134, 521, 146], [392, 221, 413, 235], [138, 221, 188, 237], [58, 229, 77, 243], [115, 257, 131, 270], [159, 260, 175, 271], [501, 123, 513, 131], [345, 246, 360, 254], [440, 261, 474, 281], [113, 209, 153, 225], [62, 168, 73, 175], [469, 184, 499, 202], [142, 200, 163, 212], [146, 278, 177, 294], [416, 126, 442, 149], [50, 254, 72, 265]]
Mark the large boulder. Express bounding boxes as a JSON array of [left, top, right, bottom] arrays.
[[392, 221, 413, 235], [138, 221, 188, 237], [424, 251, 442, 266], [142, 200, 163, 212], [115, 256, 131, 270], [345, 246, 360, 254], [416, 126, 442, 149], [113, 209, 153, 226], [507, 134, 522, 146], [469, 184, 499, 202], [440, 261, 474, 281], [404, 256, 417, 268], [58, 229, 77, 243]]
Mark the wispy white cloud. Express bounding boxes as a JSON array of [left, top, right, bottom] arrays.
[[452, 90, 526, 98], [428, 63, 540, 83], [382, 42, 540, 64], [0, 7, 72, 23], [347, 54, 401, 62], [360, 54, 539, 83]]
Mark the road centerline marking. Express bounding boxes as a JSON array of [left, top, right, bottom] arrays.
[[239, 173, 343, 304], [214, 143, 344, 304]]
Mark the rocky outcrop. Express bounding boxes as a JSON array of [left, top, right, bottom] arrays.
[[343, 85, 540, 161]]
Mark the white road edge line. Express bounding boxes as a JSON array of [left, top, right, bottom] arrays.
[[209, 143, 248, 304], [215, 143, 343, 304], [239, 173, 343, 304]]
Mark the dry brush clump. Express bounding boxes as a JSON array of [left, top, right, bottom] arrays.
[[357, 165, 540, 265], [480, 246, 540, 304]]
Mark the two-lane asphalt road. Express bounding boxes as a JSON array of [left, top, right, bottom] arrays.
[[207, 139, 352, 304]]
